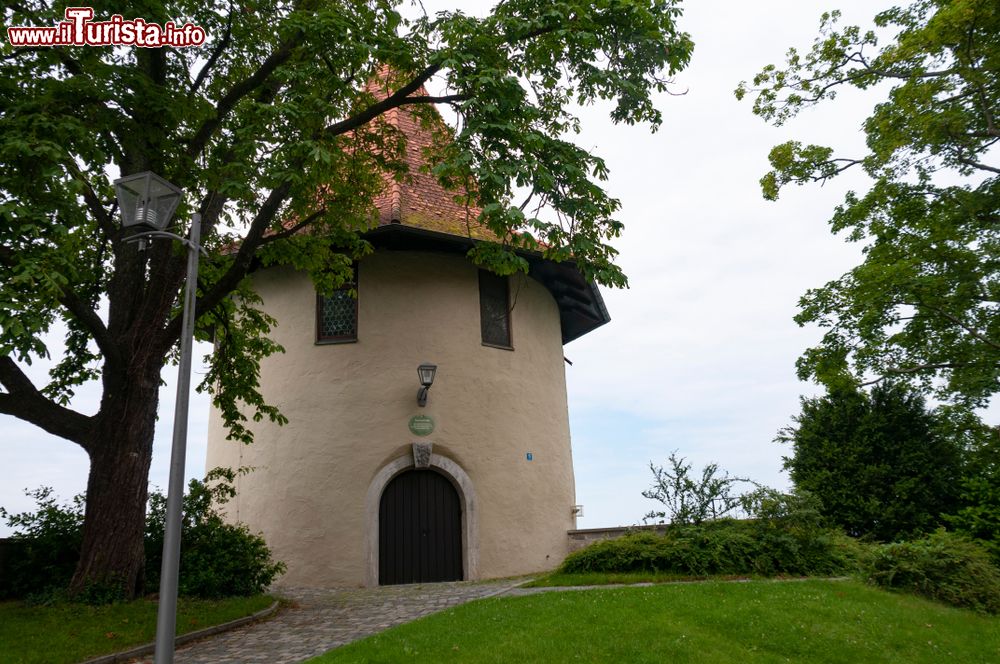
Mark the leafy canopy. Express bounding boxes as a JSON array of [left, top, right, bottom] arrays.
[[946, 425, 1000, 561], [777, 382, 964, 541], [0, 0, 694, 445], [737, 0, 999, 407]]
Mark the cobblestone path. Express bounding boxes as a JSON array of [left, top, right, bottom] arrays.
[[140, 579, 524, 664]]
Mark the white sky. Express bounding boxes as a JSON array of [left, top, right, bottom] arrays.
[[3, 1, 994, 534]]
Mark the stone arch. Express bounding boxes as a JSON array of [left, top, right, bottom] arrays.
[[364, 450, 479, 586]]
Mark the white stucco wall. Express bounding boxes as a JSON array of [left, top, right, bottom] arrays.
[[205, 249, 578, 587]]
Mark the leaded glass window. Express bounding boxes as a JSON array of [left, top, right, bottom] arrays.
[[317, 273, 357, 343], [479, 270, 511, 348]]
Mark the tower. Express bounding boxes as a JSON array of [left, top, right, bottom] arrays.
[[205, 92, 609, 587]]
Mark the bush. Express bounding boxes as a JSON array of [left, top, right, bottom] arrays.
[[778, 384, 963, 541], [562, 503, 856, 578], [642, 452, 753, 525], [0, 488, 83, 600], [862, 530, 1000, 614], [946, 426, 1000, 564], [740, 488, 865, 576], [1, 469, 284, 601], [145, 469, 285, 598]]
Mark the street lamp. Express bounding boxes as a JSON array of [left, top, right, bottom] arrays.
[[417, 363, 437, 407], [114, 171, 183, 231], [115, 171, 202, 664]]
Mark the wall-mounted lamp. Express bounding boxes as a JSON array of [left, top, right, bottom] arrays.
[[417, 363, 437, 407]]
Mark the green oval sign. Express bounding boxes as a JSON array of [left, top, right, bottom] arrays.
[[408, 414, 435, 436]]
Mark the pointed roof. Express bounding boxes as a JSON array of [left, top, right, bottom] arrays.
[[364, 72, 494, 240], [370, 105, 494, 240], [362, 71, 610, 343]]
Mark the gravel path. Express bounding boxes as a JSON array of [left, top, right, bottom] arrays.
[[138, 579, 524, 664]]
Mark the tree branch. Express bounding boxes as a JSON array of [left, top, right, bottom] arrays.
[[189, 11, 234, 97], [399, 93, 470, 106], [0, 357, 93, 448], [910, 301, 1000, 351], [860, 360, 999, 387], [323, 64, 442, 138], [185, 31, 303, 160], [62, 158, 116, 236], [956, 156, 1000, 175], [56, 284, 123, 372], [159, 180, 293, 351], [161, 65, 453, 347], [256, 206, 327, 246]]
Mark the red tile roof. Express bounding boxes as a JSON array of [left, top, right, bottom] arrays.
[[366, 83, 495, 241]]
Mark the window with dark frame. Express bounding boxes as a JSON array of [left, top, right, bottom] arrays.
[[479, 269, 511, 348], [317, 268, 358, 343]]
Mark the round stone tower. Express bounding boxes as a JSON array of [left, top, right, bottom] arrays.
[[205, 99, 609, 588]]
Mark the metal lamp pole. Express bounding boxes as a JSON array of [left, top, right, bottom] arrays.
[[114, 171, 203, 664], [150, 212, 202, 664]]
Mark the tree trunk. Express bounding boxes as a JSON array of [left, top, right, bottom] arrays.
[[70, 370, 160, 600]]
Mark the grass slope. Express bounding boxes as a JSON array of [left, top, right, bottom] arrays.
[[0, 594, 274, 664], [523, 571, 768, 587], [311, 580, 999, 663]]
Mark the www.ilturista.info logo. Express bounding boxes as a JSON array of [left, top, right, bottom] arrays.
[[7, 7, 206, 48]]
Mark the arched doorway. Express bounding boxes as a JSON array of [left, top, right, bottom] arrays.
[[379, 469, 463, 584]]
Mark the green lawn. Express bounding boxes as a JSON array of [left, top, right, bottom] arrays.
[[0, 594, 275, 664], [310, 580, 999, 663], [523, 570, 765, 587]]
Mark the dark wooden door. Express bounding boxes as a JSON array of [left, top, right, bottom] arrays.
[[379, 470, 463, 585]]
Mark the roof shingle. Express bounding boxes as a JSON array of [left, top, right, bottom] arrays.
[[366, 74, 496, 241]]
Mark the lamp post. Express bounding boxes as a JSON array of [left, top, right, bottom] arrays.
[[114, 171, 203, 664]]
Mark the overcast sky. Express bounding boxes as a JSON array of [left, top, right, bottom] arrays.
[[3, 1, 995, 535]]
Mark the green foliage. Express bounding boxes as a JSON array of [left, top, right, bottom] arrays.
[[863, 530, 1000, 614], [642, 451, 753, 525], [0, 488, 83, 600], [778, 383, 963, 541], [1, 470, 284, 601], [947, 425, 1000, 562], [0, 0, 694, 592], [145, 469, 285, 598], [562, 493, 855, 578], [0, 0, 695, 421], [738, 1, 1000, 408]]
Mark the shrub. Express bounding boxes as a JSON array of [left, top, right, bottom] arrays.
[[778, 384, 963, 541], [862, 530, 1000, 614], [642, 452, 754, 525], [1, 469, 283, 601], [145, 470, 285, 598], [946, 426, 1000, 564], [0, 488, 83, 600], [740, 488, 864, 576], [562, 531, 686, 575], [561, 509, 855, 578]]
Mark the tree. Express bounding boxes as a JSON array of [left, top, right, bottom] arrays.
[[736, 1, 1000, 408], [777, 383, 963, 540], [0, 1, 693, 597], [947, 424, 1000, 560], [642, 451, 751, 525], [1, 469, 284, 600]]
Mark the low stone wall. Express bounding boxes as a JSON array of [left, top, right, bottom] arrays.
[[567, 524, 669, 552]]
